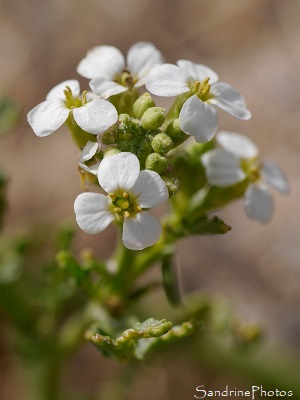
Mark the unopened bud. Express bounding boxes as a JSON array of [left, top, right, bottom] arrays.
[[132, 93, 155, 119], [141, 107, 165, 130], [161, 173, 180, 197], [151, 133, 173, 154], [104, 147, 121, 157], [166, 119, 189, 147], [145, 153, 167, 174], [102, 130, 116, 145]]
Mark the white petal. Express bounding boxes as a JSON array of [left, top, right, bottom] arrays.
[[79, 141, 99, 162], [202, 149, 245, 186], [46, 80, 80, 101], [210, 83, 251, 120], [130, 170, 168, 208], [177, 60, 219, 85], [27, 99, 69, 137], [98, 152, 140, 193], [74, 192, 114, 234], [90, 77, 127, 99], [179, 95, 218, 143], [79, 161, 100, 175], [145, 64, 190, 96], [77, 45, 125, 79], [217, 131, 258, 159], [261, 160, 290, 194], [123, 211, 162, 250], [127, 42, 164, 85], [73, 99, 118, 135], [244, 183, 273, 224]]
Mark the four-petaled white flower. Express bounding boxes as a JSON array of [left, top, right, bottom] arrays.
[[74, 152, 169, 250], [146, 60, 251, 143], [77, 42, 164, 99], [201, 131, 290, 223], [27, 80, 118, 137]]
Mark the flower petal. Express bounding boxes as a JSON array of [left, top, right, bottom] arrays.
[[217, 131, 258, 159], [27, 99, 69, 137], [98, 152, 140, 193], [210, 83, 251, 120], [123, 211, 162, 250], [261, 160, 290, 194], [127, 42, 164, 86], [145, 64, 190, 96], [131, 170, 168, 208], [46, 80, 80, 101], [80, 141, 99, 163], [77, 45, 125, 79], [177, 60, 219, 85], [90, 77, 127, 99], [202, 149, 245, 186], [244, 183, 273, 224], [79, 161, 100, 175], [179, 95, 218, 143], [74, 192, 114, 234], [72, 99, 118, 135]]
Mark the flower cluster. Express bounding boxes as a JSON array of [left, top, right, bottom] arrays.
[[27, 41, 289, 250]]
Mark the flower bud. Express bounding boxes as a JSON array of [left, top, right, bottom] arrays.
[[102, 129, 116, 145], [141, 107, 165, 130], [104, 147, 121, 157], [151, 133, 173, 154], [118, 114, 140, 133], [165, 119, 189, 147], [161, 173, 180, 197], [132, 93, 155, 119], [145, 153, 167, 174]]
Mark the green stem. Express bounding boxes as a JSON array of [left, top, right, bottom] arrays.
[[162, 92, 191, 130], [65, 114, 97, 149]]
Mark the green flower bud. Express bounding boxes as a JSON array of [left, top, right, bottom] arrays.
[[118, 113, 140, 132], [132, 93, 155, 119], [145, 153, 167, 174], [141, 107, 165, 130], [104, 147, 121, 157], [151, 133, 173, 154], [165, 118, 189, 147], [102, 129, 116, 145], [161, 173, 180, 197]]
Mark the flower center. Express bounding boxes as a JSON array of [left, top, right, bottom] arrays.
[[64, 87, 88, 109], [116, 69, 138, 90], [190, 77, 214, 102], [108, 191, 142, 221], [240, 158, 261, 182]]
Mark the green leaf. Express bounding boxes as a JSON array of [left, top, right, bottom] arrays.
[[85, 318, 173, 361], [162, 253, 181, 306]]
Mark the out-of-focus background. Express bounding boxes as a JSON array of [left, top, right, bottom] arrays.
[[0, 0, 300, 398]]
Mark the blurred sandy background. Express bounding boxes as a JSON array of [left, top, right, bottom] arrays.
[[0, 0, 300, 398]]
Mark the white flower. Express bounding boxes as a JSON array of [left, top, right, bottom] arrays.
[[201, 131, 290, 223], [146, 60, 251, 143], [74, 152, 169, 250], [77, 42, 164, 99], [27, 80, 118, 137], [79, 140, 101, 175]]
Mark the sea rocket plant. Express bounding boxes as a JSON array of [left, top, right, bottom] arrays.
[[202, 131, 290, 223], [24, 41, 291, 370], [27, 41, 288, 264]]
